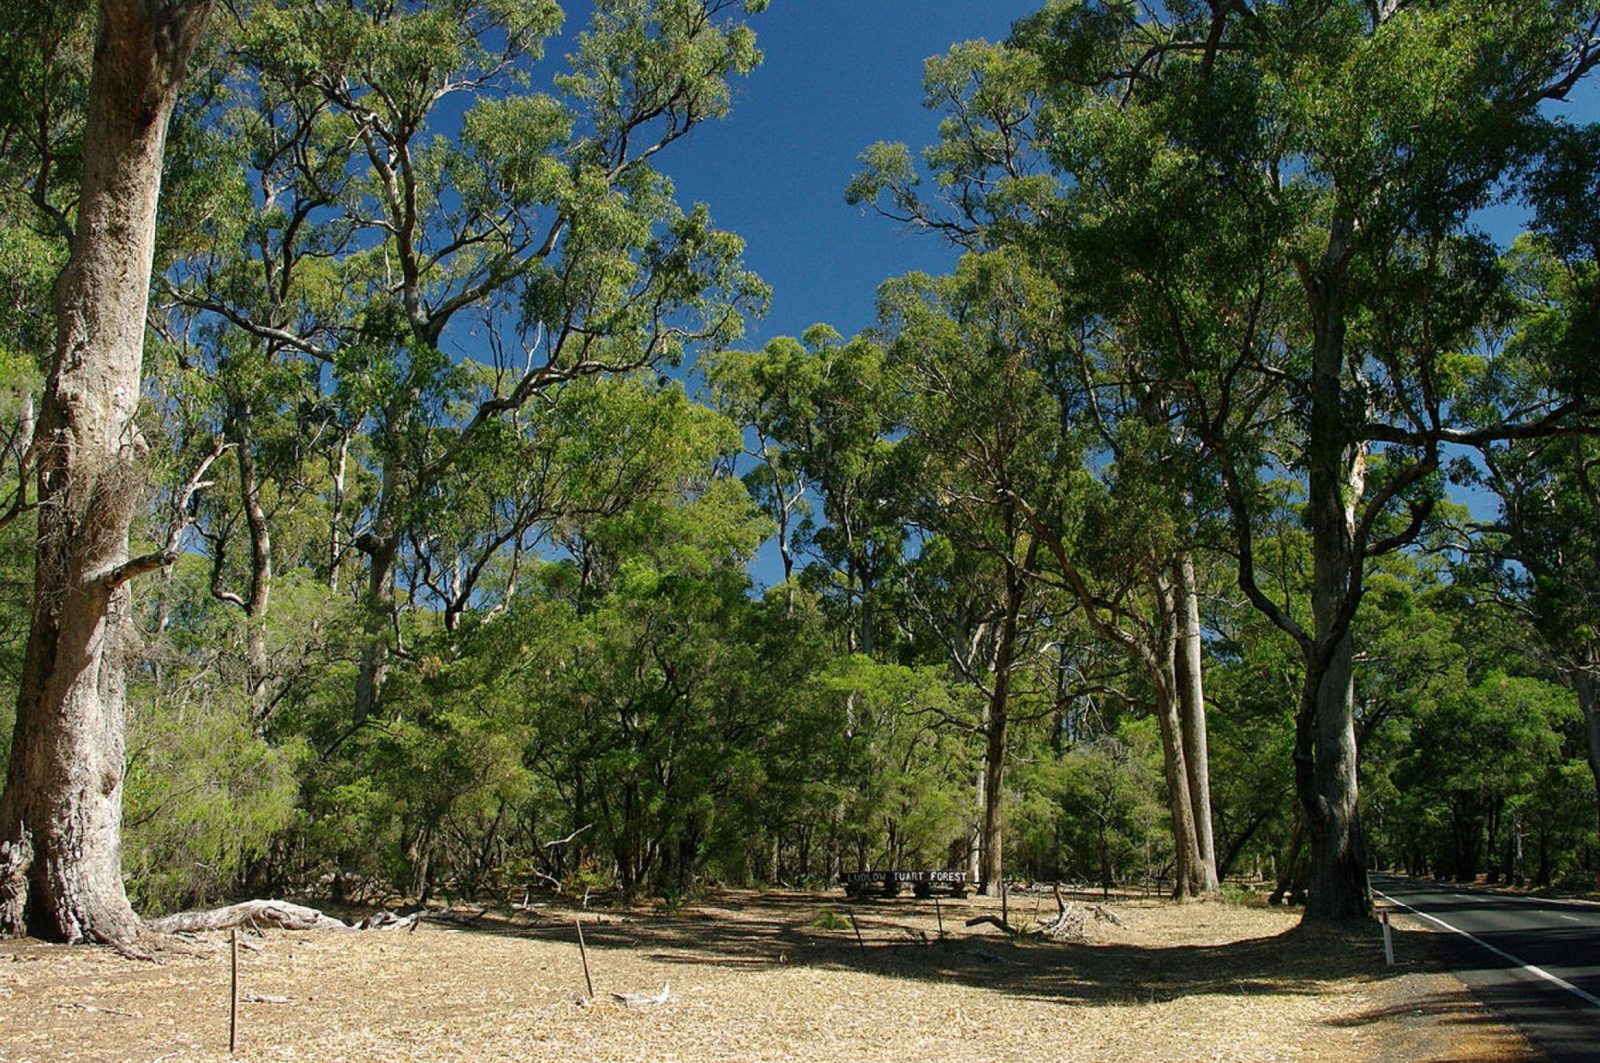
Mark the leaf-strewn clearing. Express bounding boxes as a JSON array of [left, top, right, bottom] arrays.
[[0, 892, 1530, 1061]]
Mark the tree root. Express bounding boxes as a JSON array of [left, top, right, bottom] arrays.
[[89, 928, 160, 963]]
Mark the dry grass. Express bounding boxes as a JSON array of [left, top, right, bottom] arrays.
[[0, 890, 1532, 1062]]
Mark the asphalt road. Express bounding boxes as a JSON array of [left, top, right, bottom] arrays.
[[1372, 874, 1600, 1062]]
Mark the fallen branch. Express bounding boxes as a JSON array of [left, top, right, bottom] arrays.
[[611, 982, 671, 1007], [242, 992, 290, 1004], [964, 914, 1016, 935], [146, 899, 494, 936], [1035, 882, 1124, 941], [1089, 903, 1125, 928], [426, 907, 488, 927], [55, 1002, 141, 1018], [147, 900, 352, 934], [356, 909, 424, 931]]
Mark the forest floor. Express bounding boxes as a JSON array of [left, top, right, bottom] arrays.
[[0, 889, 1532, 1062]]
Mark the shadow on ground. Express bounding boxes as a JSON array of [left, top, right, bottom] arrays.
[[413, 888, 1504, 1026]]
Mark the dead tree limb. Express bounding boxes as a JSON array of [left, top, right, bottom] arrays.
[[147, 900, 352, 934], [1036, 882, 1124, 940], [148, 899, 495, 936], [964, 914, 1016, 935]]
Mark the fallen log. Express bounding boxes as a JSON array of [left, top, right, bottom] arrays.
[[147, 900, 353, 934], [146, 899, 499, 936]]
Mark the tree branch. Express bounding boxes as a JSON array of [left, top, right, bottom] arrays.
[[103, 441, 229, 591]]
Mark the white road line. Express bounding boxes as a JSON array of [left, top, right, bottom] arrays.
[[1463, 890, 1600, 909], [1560, 915, 1582, 923], [1371, 876, 1600, 909], [1374, 888, 1600, 1012], [1485, 893, 1600, 909]]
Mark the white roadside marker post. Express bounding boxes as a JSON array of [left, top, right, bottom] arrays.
[[1381, 906, 1395, 966]]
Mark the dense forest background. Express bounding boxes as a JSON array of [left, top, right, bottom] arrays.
[[2, 0, 1599, 921]]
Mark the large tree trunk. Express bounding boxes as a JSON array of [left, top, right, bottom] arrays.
[[1296, 529, 1369, 920], [353, 503, 400, 725], [1155, 664, 1207, 899], [978, 541, 1031, 897], [1294, 205, 1370, 923], [977, 609, 1016, 896], [1576, 665, 1600, 838], [1173, 553, 1219, 892], [1484, 796, 1502, 883], [0, 0, 213, 943]]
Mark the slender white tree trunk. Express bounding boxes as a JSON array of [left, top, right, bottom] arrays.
[[1156, 644, 1206, 898], [1174, 554, 1219, 892], [1146, 572, 1205, 899]]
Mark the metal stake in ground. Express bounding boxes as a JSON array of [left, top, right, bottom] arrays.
[[575, 918, 595, 999], [849, 912, 866, 951], [229, 929, 239, 1055], [934, 895, 944, 942]]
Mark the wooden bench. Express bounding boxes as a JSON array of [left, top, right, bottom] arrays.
[[840, 870, 971, 899]]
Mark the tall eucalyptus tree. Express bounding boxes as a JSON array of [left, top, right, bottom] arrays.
[[0, 0, 215, 945], [170, 0, 769, 724], [1011, 0, 1600, 919], [851, 33, 1221, 896]]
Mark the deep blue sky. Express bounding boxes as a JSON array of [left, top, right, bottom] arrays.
[[638, 1, 1047, 588], [543, 3, 1597, 588], [602, 2, 1598, 351], [647, 1, 1044, 346]]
